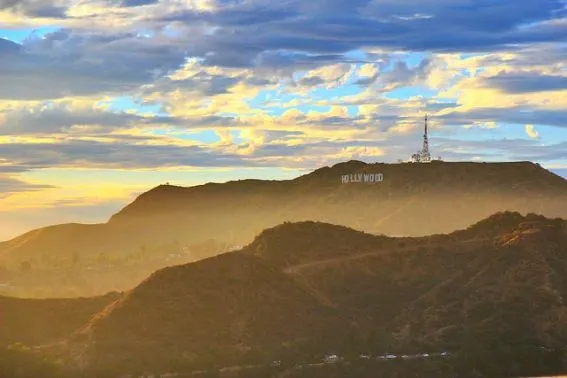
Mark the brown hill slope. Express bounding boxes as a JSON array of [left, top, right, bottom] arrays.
[[8, 212, 560, 377], [66, 252, 356, 375], [2, 161, 567, 299], [243, 221, 386, 268], [240, 221, 487, 341], [110, 161, 567, 239], [392, 214, 567, 348], [241, 213, 567, 356], [0, 292, 120, 347]]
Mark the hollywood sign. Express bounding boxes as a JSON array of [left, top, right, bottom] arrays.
[[341, 173, 384, 184]]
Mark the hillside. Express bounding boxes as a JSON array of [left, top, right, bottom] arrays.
[[110, 161, 567, 238], [0, 292, 120, 347], [25, 211, 564, 377], [65, 252, 356, 375], [250, 213, 567, 377], [392, 214, 567, 349], [1, 160, 567, 298], [243, 221, 387, 268]]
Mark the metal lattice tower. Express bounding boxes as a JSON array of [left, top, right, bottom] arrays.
[[419, 114, 431, 162]]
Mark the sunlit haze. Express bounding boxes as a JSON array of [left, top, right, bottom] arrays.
[[1, 0, 567, 240]]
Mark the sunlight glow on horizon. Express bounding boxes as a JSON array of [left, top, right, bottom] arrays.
[[1, 0, 567, 238]]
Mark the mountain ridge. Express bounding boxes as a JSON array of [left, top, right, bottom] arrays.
[[33, 211, 567, 377], [110, 160, 567, 222], [2, 160, 567, 298], [1, 211, 567, 376]]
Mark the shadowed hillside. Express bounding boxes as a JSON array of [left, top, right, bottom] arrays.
[[1, 161, 566, 298], [243, 221, 386, 268], [393, 214, 567, 350], [65, 253, 356, 376], [17, 211, 562, 377], [0, 293, 120, 347], [245, 213, 567, 377], [110, 161, 567, 240]]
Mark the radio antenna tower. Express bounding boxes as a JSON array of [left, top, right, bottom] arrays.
[[420, 114, 431, 162], [410, 114, 436, 163]]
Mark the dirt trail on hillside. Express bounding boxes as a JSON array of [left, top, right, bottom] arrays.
[[284, 238, 486, 274], [284, 237, 490, 311]]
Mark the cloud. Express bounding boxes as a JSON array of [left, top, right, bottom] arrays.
[[0, 175, 53, 198], [379, 58, 433, 90], [121, 0, 159, 7], [0, 38, 20, 54], [4, 1, 567, 61], [161, 1, 300, 27], [0, 139, 253, 170], [0, 0, 68, 17], [0, 29, 188, 100], [143, 68, 246, 100], [181, 0, 566, 68], [0, 103, 144, 135], [433, 137, 567, 162], [1, 0, 563, 104], [294, 63, 354, 89], [484, 72, 567, 93], [47, 0, 544, 74], [0, 129, 468, 172], [0, 98, 247, 136], [0, 0, 19, 8], [525, 124, 540, 139], [438, 107, 567, 129]]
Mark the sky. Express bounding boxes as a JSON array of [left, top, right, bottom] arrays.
[[1, 0, 567, 241]]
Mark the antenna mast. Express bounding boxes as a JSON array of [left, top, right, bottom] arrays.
[[419, 114, 431, 162], [409, 113, 438, 163]]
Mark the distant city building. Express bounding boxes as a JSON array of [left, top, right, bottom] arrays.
[[323, 354, 340, 363]]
